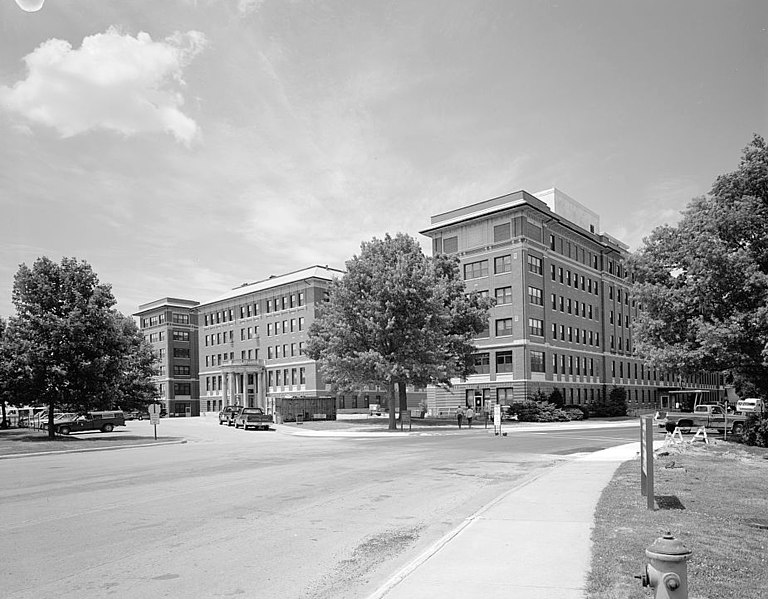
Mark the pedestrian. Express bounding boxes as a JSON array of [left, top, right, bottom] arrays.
[[456, 405, 465, 428], [466, 406, 475, 428]]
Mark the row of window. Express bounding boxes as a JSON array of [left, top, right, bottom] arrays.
[[202, 292, 309, 328], [267, 318, 305, 336], [266, 343, 306, 359], [551, 265, 601, 296], [552, 353, 596, 376], [141, 314, 165, 327], [463, 254, 544, 280], [472, 352, 513, 374], [268, 367, 307, 387], [552, 324, 600, 347], [550, 294, 596, 319]]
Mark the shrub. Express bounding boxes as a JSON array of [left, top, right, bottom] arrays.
[[509, 400, 572, 422], [563, 404, 588, 420], [549, 388, 564, 407], [741, 414, 768, 447]]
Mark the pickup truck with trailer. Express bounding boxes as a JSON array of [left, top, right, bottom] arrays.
[[664, 404, 746, 435]]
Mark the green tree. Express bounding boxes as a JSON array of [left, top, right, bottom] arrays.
[[631, 136, 768, 397], [0, 257, 158, 437], [307, 233, 492, 430]]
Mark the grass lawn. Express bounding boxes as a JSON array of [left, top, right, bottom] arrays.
[[587, 439, 768, 599]]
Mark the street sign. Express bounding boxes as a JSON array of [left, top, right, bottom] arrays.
[[147, 404, 161, 439]]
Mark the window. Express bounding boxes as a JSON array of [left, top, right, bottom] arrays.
[[497, 388, 514, 403], [496, 351, 513, 373], [173, 348, 190, 358], [298, 292, 304, 306], [527, 254, 542, 275], [299, 341, 306, 355], [464, 260, 489, 279], [530, 351, 545, 373], [494, 255, 512, 274], [473, 353, 490, 374], [495, 286, 512, 305], [174, 383, 191, 395], [173, 365, 190, 376], [550, 234, 556, 250], [528, 286, 543, 305], [299, 367, 306, 384], [442, 236, 458, 253], [172, 313, 189, 325], [298, 317, 305, 331], [267, 323, 273, 336], [172, 330, 189, 342], [551, 264, 556, 281], [494, 223, 511, 242], [495, 318, 513, 336], [528, 318, 543, 337]]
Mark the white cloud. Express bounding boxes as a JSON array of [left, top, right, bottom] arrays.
[[0, 27, 207, 144], [612, 177, 700, 250]]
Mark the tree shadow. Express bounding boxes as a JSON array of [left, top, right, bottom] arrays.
[[655, 495, 686, 510]]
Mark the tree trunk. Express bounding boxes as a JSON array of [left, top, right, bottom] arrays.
[[0, 401, 7, 429], [398, 382, 408, 418], [47, 396, 56, 439], [387, 381, 397, 430]]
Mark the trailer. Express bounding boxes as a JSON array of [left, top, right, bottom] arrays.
[[274, 396, 337, 422]]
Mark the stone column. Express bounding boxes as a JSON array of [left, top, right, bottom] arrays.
[[222, 372, 229, 407], [258, 369, 266, 410]]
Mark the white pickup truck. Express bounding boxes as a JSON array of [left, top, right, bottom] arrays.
[[664, 404, 746, 435]]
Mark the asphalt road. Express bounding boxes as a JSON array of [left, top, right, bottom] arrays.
[[0, 418, 639, 599]]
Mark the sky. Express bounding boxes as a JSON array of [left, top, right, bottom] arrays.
[[1, 0, 766, 319]]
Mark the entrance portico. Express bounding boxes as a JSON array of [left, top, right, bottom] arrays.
[[221, 359, 266, 409]]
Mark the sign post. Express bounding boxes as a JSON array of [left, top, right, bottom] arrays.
[[640, 415, 655, 510], [493, 403, 502, 436], [148, 403, 161, 440]]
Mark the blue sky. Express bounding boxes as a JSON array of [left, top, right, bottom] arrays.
[[1, 0, 766, 318]]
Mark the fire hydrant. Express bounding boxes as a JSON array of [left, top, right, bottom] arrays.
[[638, 533, 692, 599]]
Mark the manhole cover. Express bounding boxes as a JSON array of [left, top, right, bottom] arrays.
[[745, 518, 768, 530]]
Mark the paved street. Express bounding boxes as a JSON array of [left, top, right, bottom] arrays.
[[0, 418, 639, 599]]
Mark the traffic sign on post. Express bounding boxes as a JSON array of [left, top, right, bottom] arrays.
[[148, 404, 161, 439]]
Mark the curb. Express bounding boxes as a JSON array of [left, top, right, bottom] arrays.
[[0, 438, 187, 460], [275, 420, 637, 437]]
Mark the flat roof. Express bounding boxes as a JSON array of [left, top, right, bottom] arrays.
[[134, 297, 200, 315], [197, 264, 344, 308]]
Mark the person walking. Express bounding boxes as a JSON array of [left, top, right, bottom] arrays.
[[466, 406, 475, 428], [456, 405, 465, 428]]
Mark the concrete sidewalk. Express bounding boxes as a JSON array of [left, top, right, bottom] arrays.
[[365, 442, 646, 599]]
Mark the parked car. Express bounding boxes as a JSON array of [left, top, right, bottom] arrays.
[[54, 411, 126, 435], [233, 407, 272, 430], [124, 409, 150, 421], [218, 405, 243, 426]]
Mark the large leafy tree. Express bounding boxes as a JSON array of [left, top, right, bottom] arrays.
[[0, 257, 158, 437], [307, 233, 492, 430], [631, 135, 768, 397]]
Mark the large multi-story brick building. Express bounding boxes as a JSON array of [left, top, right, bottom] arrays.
[[136, 265, 417, 418], [133, 297, 200, 416], [419, 188, 721, 415]]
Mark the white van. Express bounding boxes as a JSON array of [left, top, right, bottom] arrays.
[[736, 398, 765, 414]]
